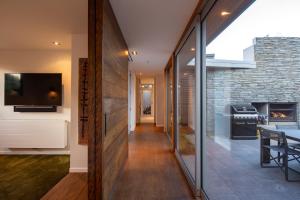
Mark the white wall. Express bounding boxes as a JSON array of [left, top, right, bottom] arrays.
[[0, 50, 71, 154], [0, 35, 88, 172], [155, 73, 165, 127], [128, 71, 136, 132], [70, 34, 88, 172]]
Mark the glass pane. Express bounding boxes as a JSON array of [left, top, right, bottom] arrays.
[[203, 0, 300, 199], [142, 90, 151, 115], [177, 29, 196, 180], [141, 84, 153, 118]]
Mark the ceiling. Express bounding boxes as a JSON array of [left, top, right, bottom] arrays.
[[0, 0, 198, 72], [0, 0, 88, 50], [109, 0, 199, 74]]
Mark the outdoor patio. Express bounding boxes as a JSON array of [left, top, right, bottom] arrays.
[[205, 137, 300, 200]]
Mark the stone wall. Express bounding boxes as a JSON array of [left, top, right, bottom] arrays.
[[207, 37, 300, 137]]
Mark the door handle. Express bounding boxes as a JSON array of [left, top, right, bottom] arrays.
[[104, 112, 107, 136]]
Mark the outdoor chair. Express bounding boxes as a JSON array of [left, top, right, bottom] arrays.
[[276, 125, 300, 150], [260, 127, 300, 181]]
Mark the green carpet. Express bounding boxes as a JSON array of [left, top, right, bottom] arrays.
[[0, 155, 70, 200]]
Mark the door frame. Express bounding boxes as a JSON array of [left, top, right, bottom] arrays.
[[165, 59, 175, 150], [174, 15, 202, 196]]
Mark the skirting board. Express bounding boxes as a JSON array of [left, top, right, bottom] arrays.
[[156, 124, 164, 127], [0, 150, 70, 155], [69, 167, 88, 173]]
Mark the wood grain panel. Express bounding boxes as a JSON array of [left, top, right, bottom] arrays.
[[103, 98, 127, 113], [102, 83, 128, 99], [105, 107, 128, 134], [78, 58, 89, 144], [104, 119, 128, 152], [88, 0, 128, 199], [88, 0, 103, 199], [102, 0, 128, 200], [103, 131, 128, 199]]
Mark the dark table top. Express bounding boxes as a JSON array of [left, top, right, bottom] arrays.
[[278, 129, 300, 142]]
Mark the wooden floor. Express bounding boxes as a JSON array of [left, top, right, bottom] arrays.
[[111, 124, 194, 200], [42, 124, 193, 200], [41, 173, 88, 200]]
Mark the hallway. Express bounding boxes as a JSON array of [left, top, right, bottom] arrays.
[[111, 124, 194, 200]]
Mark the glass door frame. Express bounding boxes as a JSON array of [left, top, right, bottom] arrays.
[[199, 2, 218, 199], [199, 1, 256, 199], [165, 67, 172, 140], [174, 15, 202, 196]]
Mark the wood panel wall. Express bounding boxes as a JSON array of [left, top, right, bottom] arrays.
[[88, 0, 102, 199], [88, 0, 128, 199], [102, 0, 128, 199], [79, 58, 89, 144]]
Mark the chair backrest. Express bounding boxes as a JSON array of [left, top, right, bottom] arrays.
[[276, 124, 299, 130], [260, 127, 288, 146]]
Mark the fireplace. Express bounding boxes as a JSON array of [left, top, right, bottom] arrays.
[[269, 103, 297, 122]]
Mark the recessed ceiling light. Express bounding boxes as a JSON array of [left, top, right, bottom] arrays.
[[221, 11, 231, 16], [132, 51, 138, 55], [190, 48, 196, 52], [53, 41, 61, 46]]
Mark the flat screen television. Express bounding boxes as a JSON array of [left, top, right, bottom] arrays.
[[5, 73, 62, 106]]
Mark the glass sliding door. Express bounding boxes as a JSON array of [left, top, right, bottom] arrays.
[[201, 0, 300, 199], [175, 23, 201, 194]]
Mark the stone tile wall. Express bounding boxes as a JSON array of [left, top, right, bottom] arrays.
[[207, 37, 300, 136]]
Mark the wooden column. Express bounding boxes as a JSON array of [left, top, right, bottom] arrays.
[[88, 0, 103, 199], [88, 0, 128, 199]]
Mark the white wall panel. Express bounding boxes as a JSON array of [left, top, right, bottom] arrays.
[[0, 119, 67, 148]]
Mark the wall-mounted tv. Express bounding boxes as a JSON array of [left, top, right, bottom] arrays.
[[5, 73, 62, 106]]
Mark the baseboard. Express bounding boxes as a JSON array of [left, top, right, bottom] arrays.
[[0, 150, 70, 155], [69, 167, 88, 173], [156, 124, 164, 127]]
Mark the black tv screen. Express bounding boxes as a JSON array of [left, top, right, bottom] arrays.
[[5, 73, 62, 106]]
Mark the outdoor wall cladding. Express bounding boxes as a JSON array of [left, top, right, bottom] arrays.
[[207, 37, 300, 136]]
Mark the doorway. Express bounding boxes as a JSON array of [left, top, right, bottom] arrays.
[[137, 77, 155, 124], [140, 84, 154, 123]]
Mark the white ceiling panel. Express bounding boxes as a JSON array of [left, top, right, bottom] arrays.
[[110, 0, 199, 73]]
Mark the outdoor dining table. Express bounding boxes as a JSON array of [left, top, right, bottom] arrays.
[[261, 128, 300, 164], [283, 129, 300, 142]]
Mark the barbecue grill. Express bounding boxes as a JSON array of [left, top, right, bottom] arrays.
[[231, 104, 258, 140]]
